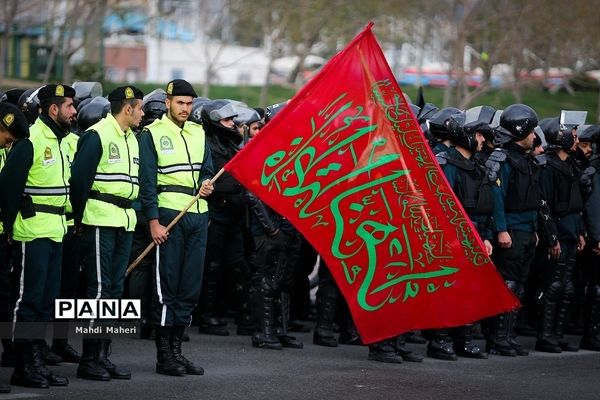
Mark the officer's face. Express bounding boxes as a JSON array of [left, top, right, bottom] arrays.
[[55, 98, 77, 130], [475, 132, 485, 152], [166, 96, 193, 124], [578, 142, 593, 159], [248, 121, 263, 138], [518, 130, 536, 151], [127, 99, 145, 129], [0, 129, 17, 149], [219, 116, 235, 129], [570, 129, 579, 152]]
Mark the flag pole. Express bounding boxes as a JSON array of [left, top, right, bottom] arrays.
[[125, 167, 226, 276]]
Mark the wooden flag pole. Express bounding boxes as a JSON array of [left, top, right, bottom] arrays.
[[125, 168, 226, 276]]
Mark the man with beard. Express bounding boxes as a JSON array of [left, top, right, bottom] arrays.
[[139, 79, 214, 377], [70, 86, 145, 381], [0, 84, 76, 388]]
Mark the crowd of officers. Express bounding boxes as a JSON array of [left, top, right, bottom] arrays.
[[0, 80, 599, 393]]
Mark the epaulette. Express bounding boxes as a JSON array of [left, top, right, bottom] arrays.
[[435, 151, 448, 166], [535, 154, 547, 166], [485, 149, 506, 183]]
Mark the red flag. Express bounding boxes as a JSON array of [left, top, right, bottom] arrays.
[[225, 23, 518, 344]]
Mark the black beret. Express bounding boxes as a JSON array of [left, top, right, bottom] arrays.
[[108, 86, 144, 102], [0, 103, 29, 139], [166, 79, 197, 98], [37, 84, 76, 102]]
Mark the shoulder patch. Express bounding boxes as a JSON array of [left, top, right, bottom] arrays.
[[435, 151, 448, 166]]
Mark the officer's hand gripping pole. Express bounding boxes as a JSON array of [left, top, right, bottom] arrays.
[[125, 167, 225, 276]]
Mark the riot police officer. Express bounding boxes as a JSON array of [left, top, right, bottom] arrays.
[[536, 113, 587, 353], [485, 104, 541, 357]]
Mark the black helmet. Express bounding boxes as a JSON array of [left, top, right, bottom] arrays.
[[494, 104, 538, 144], [416, 103, 438, 125], [73, 81, 103, 103], [464, 105, 496, 142], [539, 117, 575, 152], [2, 88, 26, 105], [578, 125, 600, 143], [18, 88, 42, 125], [428, 107, 461, 140], [189, 97, 210, 124], [142, 89, 167, 127], [533, 126, 548, 149], [77, 97, 110, 132], [233, 104, 261, 127], [447, 112, 479, 152], [409, 103, 421, 118], [265, 101, 288, 123], [200, 99, 241, 144]]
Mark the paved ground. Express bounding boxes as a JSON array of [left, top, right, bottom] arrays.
[[1, 324, 599, 400]]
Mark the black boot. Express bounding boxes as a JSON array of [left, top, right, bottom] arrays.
[[535, 298, 562, 353], [368, 339, 403, 363], [581, 285, 600, 351], [35, 339, 62, 365], [556, 285, 579, 352], [276, 292, 303, 349], [199, 262, 229, 336], [313, 283, 338, 347], [427, 329, 457, 361], [487, 313, 517, 356], [31, 341, 68, 386], [404, 331, 427, 344], [250, 288, 282, 350], [1, 338, 15, 367], [98, 339, 131, 379], [171, 325, 204, 375], [0, 384, 9, 393], [10, 341, 49, 389], [51, 338, 81, 363], [155, 326, 186, 376], [393, 334, 423, 362], [506, 310, 529, 356], [453, 324, 488, 359], [77, 339, 110, 381]]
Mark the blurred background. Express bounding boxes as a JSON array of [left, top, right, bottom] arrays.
[[1, 0, 599, 120]]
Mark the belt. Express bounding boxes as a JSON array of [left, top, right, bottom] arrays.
[[157, 185, 197, 196], [89, 190, 132, 209], [33, 204, 65, 215]]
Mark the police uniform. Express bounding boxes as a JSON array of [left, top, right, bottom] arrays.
[[536, 117, 586, 353], [70, 86, 144, 381], [486, 104, 541, 357], [0, 85, 74, 388], [0, 104, 30, 393], [139, 79, 213, 376]]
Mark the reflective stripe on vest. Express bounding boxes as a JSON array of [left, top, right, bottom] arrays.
[[147, 114, 207, 214], [82, 114, 139, 231], [12, 118, 69, 242]]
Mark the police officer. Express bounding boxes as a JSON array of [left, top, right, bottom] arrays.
[[139, 79, 214, 376], [70, 86, 145, 380], [536, 113, 587, 353], [436, 109, 496, 360], [0, 84, 76, 388], [578, 125, 600, 350], [0, 104, 30, 393], [485, 104, 541, 357], [196, 100, 246, 336]]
